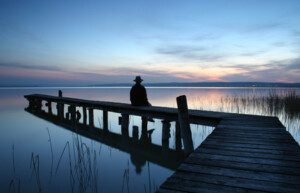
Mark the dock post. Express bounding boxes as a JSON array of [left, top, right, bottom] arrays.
[[46, 101, 52, 114], [28, 98, 35, 110], [33, 98, 42, 111], [176, 95, 194, 155], [57, 90, 64, 119], [103, 110, 108, 131], [83, 107, 87, 125], [76, 110, 81, 122], [132, 125, 139, 144], [175, 121, 182, 151], [69, 105, 76, 123], [141, 116, 148, 143], [71, 106, 76, 121], [88, 108, 94, 127], [162, 120, 171, 149], [121, 114, 129, 137], [60, 104, 65, 119], [57, 102, 64, 119]]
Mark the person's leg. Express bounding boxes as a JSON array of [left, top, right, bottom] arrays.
[[147, 102, 154, 122]]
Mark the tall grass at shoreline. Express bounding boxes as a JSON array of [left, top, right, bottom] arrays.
[[191, 89, 300, 144], [219, 89, 300, 119]]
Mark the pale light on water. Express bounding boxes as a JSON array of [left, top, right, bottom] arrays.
[[0, 87, 299, 193]]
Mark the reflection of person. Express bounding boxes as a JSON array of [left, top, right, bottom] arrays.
[[130, 153, 146, 174], [130, 76, 151, 106]]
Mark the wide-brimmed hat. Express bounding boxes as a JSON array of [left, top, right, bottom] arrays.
[[133, 76, 143, 82]]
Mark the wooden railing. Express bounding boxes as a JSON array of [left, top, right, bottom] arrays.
[[24, 91, 223, 154]]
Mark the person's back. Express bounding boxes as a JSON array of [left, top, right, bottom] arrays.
[[130, 76, 150, 106]]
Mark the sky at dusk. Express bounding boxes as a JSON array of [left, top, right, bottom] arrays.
[[0, 0, 300, 86]]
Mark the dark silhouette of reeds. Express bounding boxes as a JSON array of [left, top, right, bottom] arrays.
[[121, 160, 130, 193], [8, 144, 21, 193], [8, 126, 102, 193], [30, 153, 42, 193], [214, 89, 299, 119], [55, 130, 100, 193], [46, 127, 54, 182]]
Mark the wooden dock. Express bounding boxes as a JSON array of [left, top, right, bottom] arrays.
[[24, 93, 300, 193], [158, 114, 300, 193]]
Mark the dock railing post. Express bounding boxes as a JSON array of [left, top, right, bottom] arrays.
[[57, 90, 64, 119], [140, 116, 148, 143], [33, 98, 42, 111], [70, 105, 76, 124], [83, 107, 87, 125], [132, 125, 139, 144], [103, 110, 108, 131], [46, 100, 52, 114], [121, 114, 129, 137], [162, 120, 171, 149], [176, 95, 194, 155], [175, 121, 182, 151], [88, 108, 94, 127]]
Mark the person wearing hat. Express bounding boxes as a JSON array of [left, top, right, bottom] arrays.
[[130, 76, 151, 106]]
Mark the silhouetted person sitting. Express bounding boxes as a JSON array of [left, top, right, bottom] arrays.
[[130, 76, 151, 106], [130, 76, 154, 122]]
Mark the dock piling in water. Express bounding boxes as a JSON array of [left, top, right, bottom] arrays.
[[88, 108, 94, 127], [70, 105, 76, 123], [162, 120, 171, 149], [57, 90, 64, 119], [175, 122, 182, 151], [121, 113, 129, 137], [103, 110, 108, 131], [82, 107, 87, 125], [46, 100, 52, 114]]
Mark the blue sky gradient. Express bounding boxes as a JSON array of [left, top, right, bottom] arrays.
[[0, 0, 300, 85]]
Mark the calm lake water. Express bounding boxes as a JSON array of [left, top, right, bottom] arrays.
[[0, 87, 299, 193]]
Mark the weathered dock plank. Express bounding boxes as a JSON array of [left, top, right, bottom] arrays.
[[159, 176, 267, 193], [178, 163, 300, 184], [185, 156, 300, 176], [195, 148, 300, 162], [188, 153, 300, 170], [203, 140, 299, 151], [201, 143, 300, 156], [169, 171, 300, 193]]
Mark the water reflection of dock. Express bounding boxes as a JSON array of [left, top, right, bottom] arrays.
[[24, 93, 300, 192], [25, 105, 187, 172]]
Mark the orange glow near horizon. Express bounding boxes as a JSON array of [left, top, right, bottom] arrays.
[[0, 61, 297, 84]]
